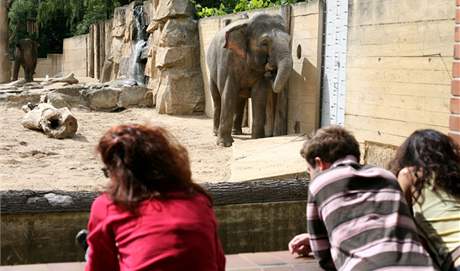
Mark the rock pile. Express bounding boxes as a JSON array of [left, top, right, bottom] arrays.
[[105, 0, 204, 115], [0, 79, 153, 112], [146, 0, 204, 115]]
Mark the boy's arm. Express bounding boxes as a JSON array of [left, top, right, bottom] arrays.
[[307, 190, 336, 271]]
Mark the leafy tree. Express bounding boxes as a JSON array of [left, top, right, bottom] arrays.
[[8, 0, 38, 46], [193, 0, 305, 18], [8, 0, 134, 56]]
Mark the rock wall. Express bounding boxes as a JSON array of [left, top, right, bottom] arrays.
[[145, 0, 204, 114], [102, 0, 204, 115]]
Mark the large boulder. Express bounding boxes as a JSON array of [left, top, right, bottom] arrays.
[[155, 46, 199, 70], [159, 18, 198, 47], [154, 0, 193, 22], [155, 70, 204, 114], [81, 87, 121, 111], [145, 28, 162, 77], [112, 7, 127, 38], [110, 38, 124, 64], [43, 86, 88, 109], [117, 85, 153, 108]]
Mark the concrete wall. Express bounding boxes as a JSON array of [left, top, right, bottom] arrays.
[[345, 0, 454, 146], [198, 1, 323, 135], [11, 54, 63, 78], [288, 2, 323, 134], [63, 34, 89, 77], [1, 201, 306, 264]]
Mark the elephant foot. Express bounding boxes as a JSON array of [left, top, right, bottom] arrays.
[[216, 136, 233, 147], [232, 128, 243, 135], [213, 129, 218, 136], [251, 131, 265, 139]]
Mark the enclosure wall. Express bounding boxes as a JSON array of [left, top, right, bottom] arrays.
[[62, 34, 89, 77], [11, 54, 63, 78], [345, 0, 454, 146]]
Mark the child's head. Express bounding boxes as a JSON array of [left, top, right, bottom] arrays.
[[389, 129, 460, 199], [300, 126, 360, 178], [97, 124, 202, 210]]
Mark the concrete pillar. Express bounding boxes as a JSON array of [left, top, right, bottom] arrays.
[[451, 0, 460, 144], [0, 0, 11, 83]]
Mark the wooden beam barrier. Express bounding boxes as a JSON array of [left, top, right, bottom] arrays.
[[1, 178, 309, 214]]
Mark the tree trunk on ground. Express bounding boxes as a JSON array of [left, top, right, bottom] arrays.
[[0, 0, 11, 83], [21, 103, 78, 139]]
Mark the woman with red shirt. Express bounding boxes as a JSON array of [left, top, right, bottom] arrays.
[[85, 124, 226, 271]]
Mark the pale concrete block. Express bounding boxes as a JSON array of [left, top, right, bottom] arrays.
[[291, 1, 320, 17]]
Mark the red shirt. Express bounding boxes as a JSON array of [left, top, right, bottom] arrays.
[[85, 193, 226, 271]]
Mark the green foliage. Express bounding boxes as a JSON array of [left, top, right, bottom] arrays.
[[234, 0, 271, 12], [195, 3, 228, 18], [8, 0, 38, 44], [74, 0, 122, 35], [193, 0, 304, 18], [8, 0, 133, 56]]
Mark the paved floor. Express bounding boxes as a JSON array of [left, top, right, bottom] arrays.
[[230, 134, 307, 181], [0, 251, 321, 271]]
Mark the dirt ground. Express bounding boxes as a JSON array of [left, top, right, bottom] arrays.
[[0, 106, 234, 191]]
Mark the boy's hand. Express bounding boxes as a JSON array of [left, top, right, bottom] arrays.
[[288, 233, 311, 256]]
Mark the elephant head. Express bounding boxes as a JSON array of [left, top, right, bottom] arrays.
[[224, 13, 293, 93]]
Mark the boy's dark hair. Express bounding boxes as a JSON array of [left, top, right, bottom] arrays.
[[300, 126, 361, 166]]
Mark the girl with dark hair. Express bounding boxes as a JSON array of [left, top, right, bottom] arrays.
[[389, 129, 460, 271], [85, 124, 225, 271]]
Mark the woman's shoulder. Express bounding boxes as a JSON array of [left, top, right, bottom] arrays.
[[90, 193, 115, 216], [93, 193, 113, 207], [192, 192, 213, 207]]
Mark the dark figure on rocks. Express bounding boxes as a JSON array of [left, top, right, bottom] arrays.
[[12, 38, 39, 82]]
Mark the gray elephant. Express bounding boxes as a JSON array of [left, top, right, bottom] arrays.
[[12, 38, 39, 82], [207, 13, 293, 147]]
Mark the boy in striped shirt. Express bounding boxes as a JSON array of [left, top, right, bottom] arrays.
[[289, 126, 434, 271]]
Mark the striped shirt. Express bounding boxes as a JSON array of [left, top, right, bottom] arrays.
[[307, 156, 435, 271]]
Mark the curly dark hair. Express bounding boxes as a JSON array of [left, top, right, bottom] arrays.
[[97, 124, 210, 212], [389, 129, 460, 203]]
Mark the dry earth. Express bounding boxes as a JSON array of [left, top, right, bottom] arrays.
[[0, 106, 235, 191]]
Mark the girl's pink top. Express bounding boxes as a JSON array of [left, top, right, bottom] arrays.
[[85, 192, 225, 271]]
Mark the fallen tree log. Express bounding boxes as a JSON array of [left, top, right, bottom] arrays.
[[41, 73, 79, 86], [21, 103, 78, 139]]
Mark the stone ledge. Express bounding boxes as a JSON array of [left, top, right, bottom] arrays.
[[1, 178, 309, 214], [0, 251, 321, 271]]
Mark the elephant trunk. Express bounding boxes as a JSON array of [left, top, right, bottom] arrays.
[[270, 33, 293, 93], [273, 57, 293, 93]]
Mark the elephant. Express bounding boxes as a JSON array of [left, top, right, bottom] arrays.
[[12, 38, 39, 82], [207, 13, 293, 147]]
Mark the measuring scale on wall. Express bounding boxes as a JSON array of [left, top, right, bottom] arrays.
[[320, 0, 348, 127]]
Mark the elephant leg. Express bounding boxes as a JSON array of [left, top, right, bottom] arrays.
[[232, 97, 246, 135], [12, 60, 20, 81], [251, 80, 270, 139], [209, 79, 220, 136], [217, 78, 237, 147], [24, 67, 32, 82]]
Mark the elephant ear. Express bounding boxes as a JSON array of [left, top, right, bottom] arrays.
[[224, 21, 248, 60]]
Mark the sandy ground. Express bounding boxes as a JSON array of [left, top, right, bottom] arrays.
[[0, 106, 235, 191]]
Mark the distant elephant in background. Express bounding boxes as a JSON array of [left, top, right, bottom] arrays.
[[207, 13, 293, 147], [12, 38, 39, 82]]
